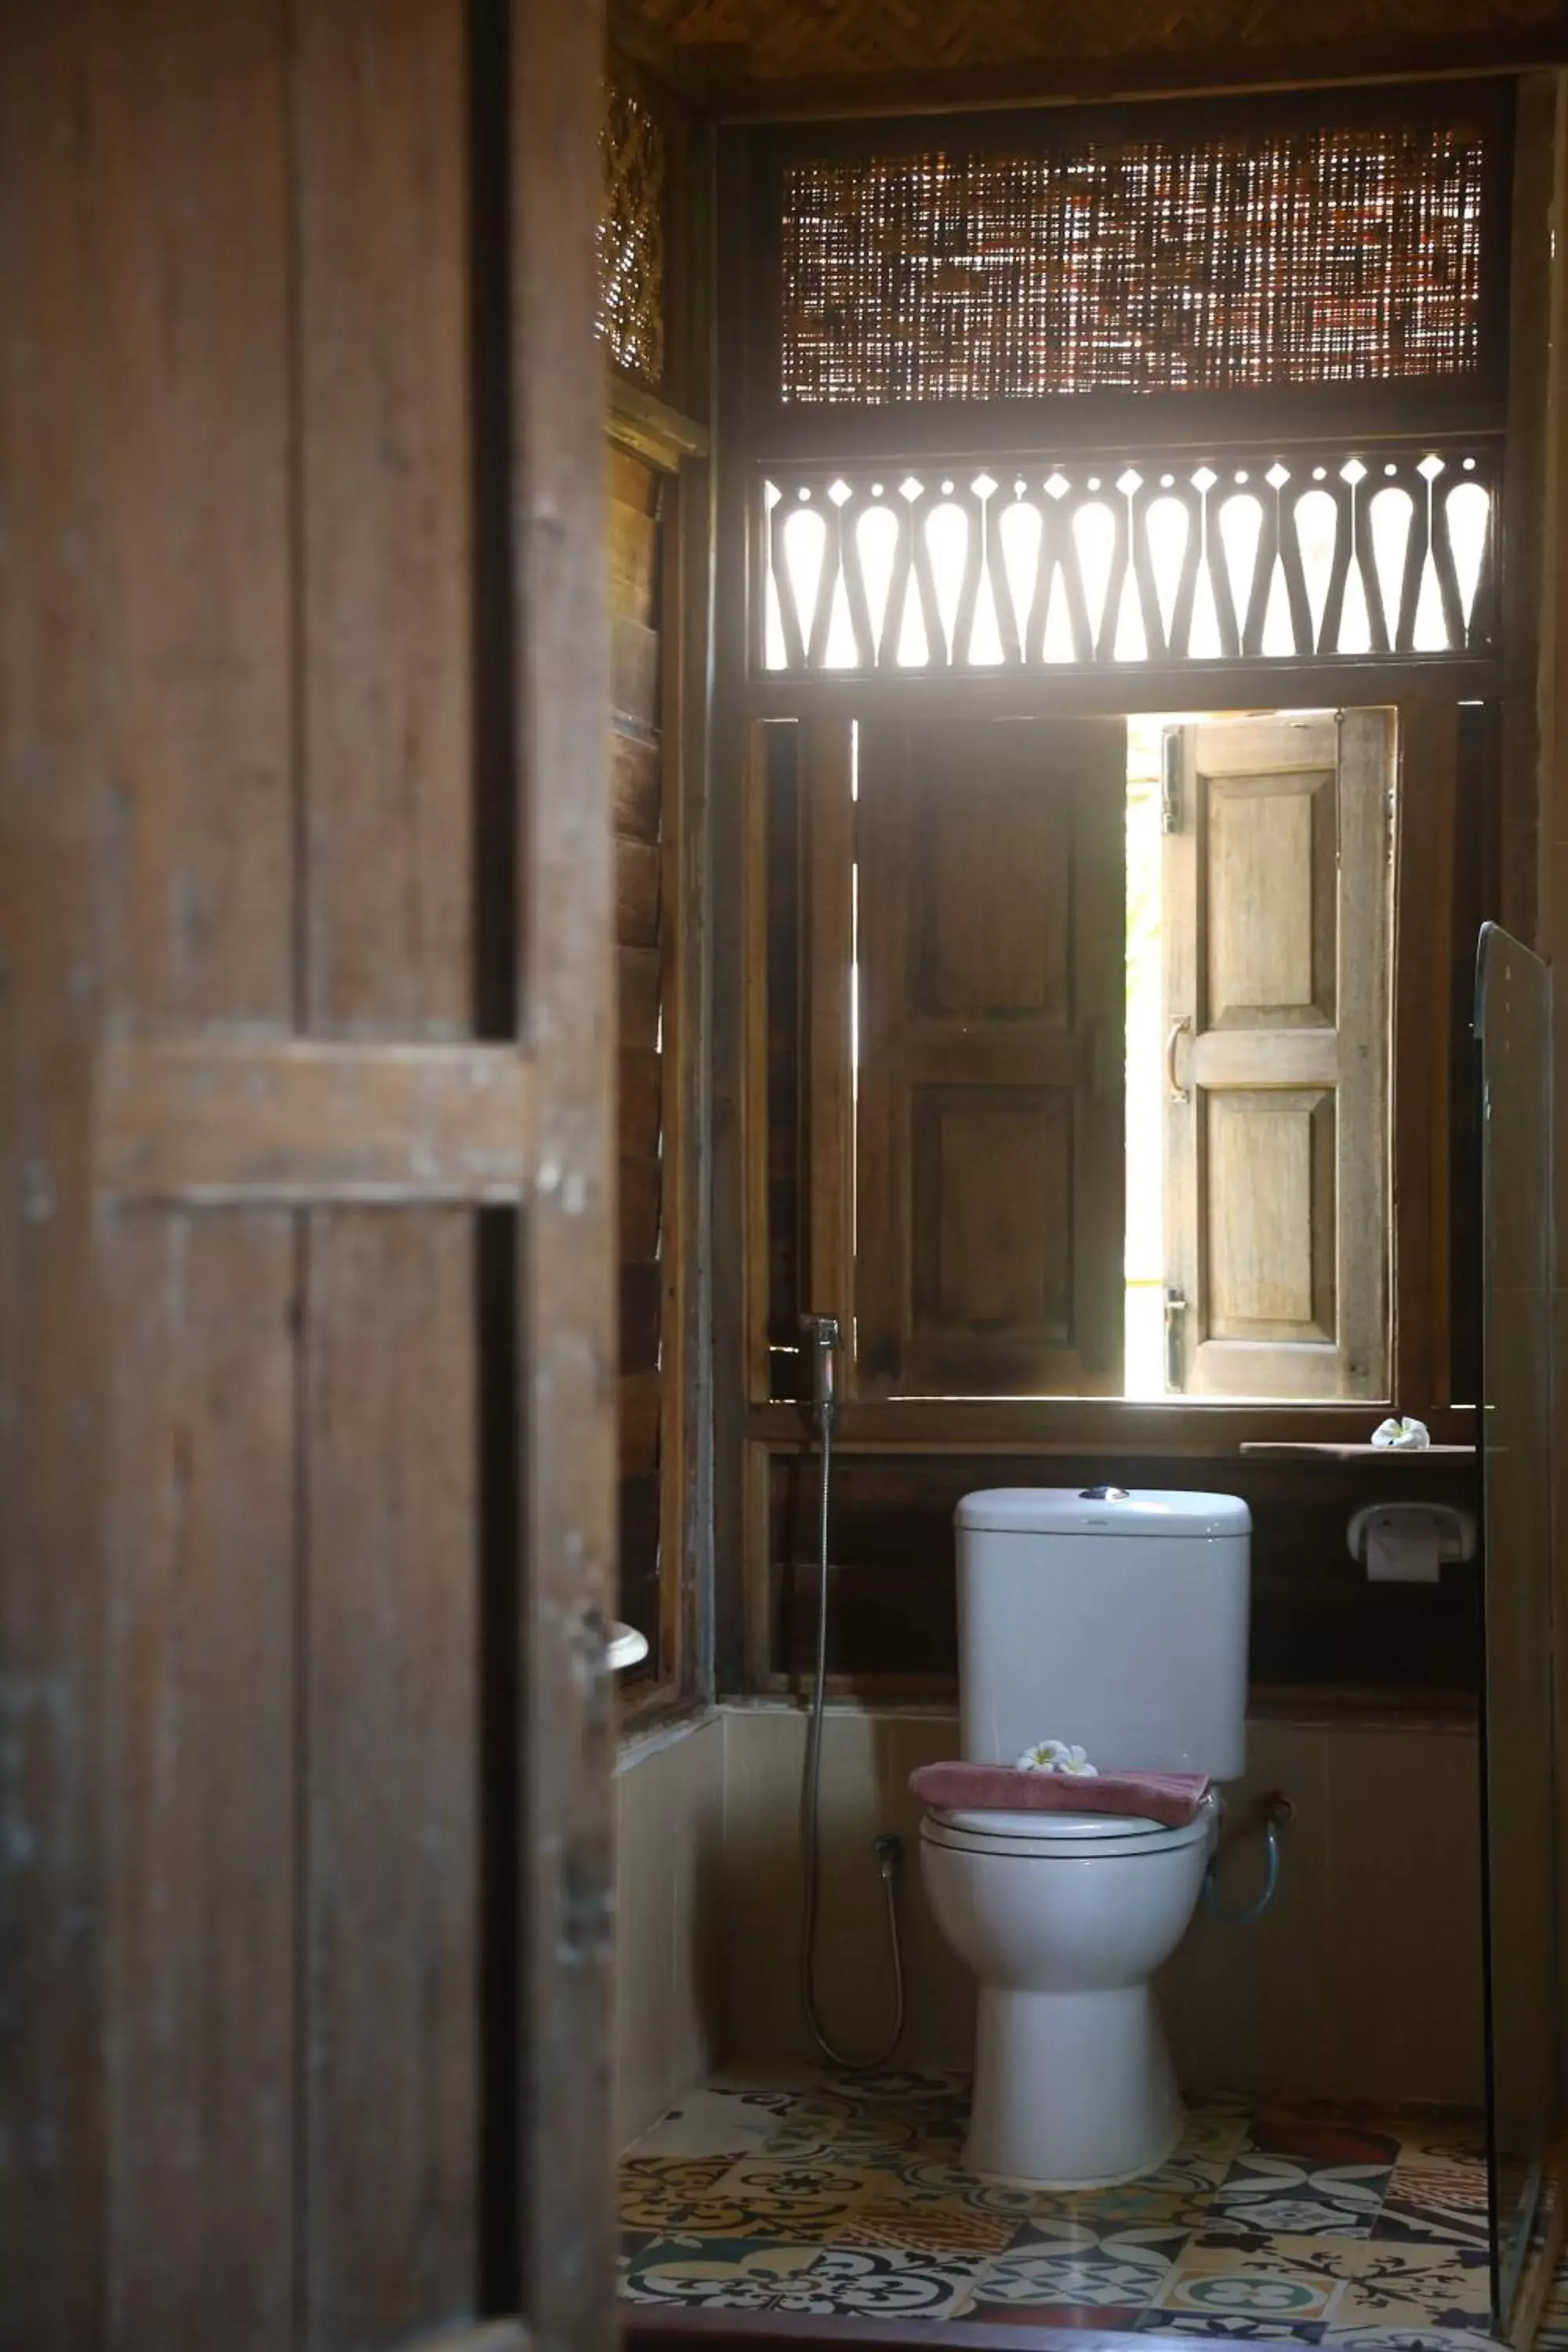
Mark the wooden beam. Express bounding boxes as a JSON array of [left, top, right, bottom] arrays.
[[607, 372, 710, 471], [745, 658, 1505, 722], [612, 27, 1566, 122], [745, 1398, 1479, 1451], [97, 1038, 532, 1203]]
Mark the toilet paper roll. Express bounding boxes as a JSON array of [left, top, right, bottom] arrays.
[[1366, 1519, 1442, 1583]]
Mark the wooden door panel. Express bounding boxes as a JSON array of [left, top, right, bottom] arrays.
[[105, 1211, 299, 2352], [1205, 1089, 1336, 1343], [857, 717, 1124, 1398], [919, 779, 1070, 1018], [914, 1087, 1073, 1345], [1166, 711, 1390, 1399], [1207, 771, 1338, 1029]]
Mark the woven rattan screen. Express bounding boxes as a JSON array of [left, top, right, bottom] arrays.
[[782, 120, 1489, 405], [600, 82, 666, 385]]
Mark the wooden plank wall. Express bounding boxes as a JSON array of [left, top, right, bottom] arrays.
[[612, 448, 669, 1664], [1, 0, 615, 2345], [768, 1452, 1483, 1694]]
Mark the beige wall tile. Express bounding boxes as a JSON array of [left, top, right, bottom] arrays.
[[615, 1712, 725, 2148], [715, 1708, 1484, 2107], [720, 1705, 972, 2070]]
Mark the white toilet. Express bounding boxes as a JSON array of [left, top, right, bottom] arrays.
[[920, 1486, 1250, 2190]]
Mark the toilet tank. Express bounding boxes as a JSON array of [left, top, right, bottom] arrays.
[[955, 1488, 1250, 1780]]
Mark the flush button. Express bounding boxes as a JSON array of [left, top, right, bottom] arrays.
[[1079, 1485, 1130, 1501]]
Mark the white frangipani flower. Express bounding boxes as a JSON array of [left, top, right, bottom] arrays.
[[1015, 1739, 1098, 1776]]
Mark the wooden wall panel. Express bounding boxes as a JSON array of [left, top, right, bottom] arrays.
[[92, 0, 295, 1029], [0, 12, 108, 2339], [104, 1214, 298, 2350], [296, 0, 473, 1036], [303, 1212, 480, 2350], [611, 447, 667, 1660], [855, 719, 1125, 1396], [768, 1451, 1483, 1693]]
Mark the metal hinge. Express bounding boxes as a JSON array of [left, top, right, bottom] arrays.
[[1161, 728, 1183, 833]]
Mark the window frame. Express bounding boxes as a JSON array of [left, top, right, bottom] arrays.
[[742, 677, 1482, 1451], [607, 381, 712, 1725]]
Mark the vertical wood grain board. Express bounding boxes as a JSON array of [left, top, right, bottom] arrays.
[[0, 8, 110, 2341], [90, 0, 295, 1029], [296, 0, 474, 1036], [103, 1213, 299, 2351], [303, 1211, 480, 2349]]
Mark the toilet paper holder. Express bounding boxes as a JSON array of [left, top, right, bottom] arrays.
[[1347, 1501, 1475, 1579]]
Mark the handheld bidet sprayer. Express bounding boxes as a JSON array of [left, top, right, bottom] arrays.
[[801, 1312, 838, 1436], [797, 1310, 906, 2069]]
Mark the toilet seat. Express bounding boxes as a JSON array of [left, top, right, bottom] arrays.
[[922, 1804, 1214, 1861]]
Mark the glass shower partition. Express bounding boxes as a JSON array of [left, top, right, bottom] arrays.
[[1476, 921, 1558, 2328]]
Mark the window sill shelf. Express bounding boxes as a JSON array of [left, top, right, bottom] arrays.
[[1239, 1441, 1476, 1461]]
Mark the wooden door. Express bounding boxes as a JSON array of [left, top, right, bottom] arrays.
[[1163, 711, 1392, 1398], [855, 717, 1126, 1398], [0, 4, 614, 2349]]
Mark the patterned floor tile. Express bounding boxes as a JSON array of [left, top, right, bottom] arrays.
[[628, 2087, 787, 2161], [1326, 2241, 1493, 2332], [1388, 2118, 1488, 2170], [621, 2153, 870, 2241], [1054, 2184, 1221, 2234], [961, 2216, 1189, 2315], [833, 2183, 1021, 2257], [765, 2078, 968, 2166], [1141, 2318, 1327, 2340], [615, 2074, 1508, 2347], [1156, 2231, 1367, 2325], [976, 2306, 1148, 2329], [1372, 2167, 1490, 2250], [1206, 2151, 1394, 2238], [622, 2237, 979, 2316], [1317, 2332, 1499, 2351]]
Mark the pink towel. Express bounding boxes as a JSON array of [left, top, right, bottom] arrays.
[[909, 1762, 1212, 1828]]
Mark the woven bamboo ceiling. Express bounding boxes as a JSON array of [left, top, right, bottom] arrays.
[[610, 0, 1566, 111]]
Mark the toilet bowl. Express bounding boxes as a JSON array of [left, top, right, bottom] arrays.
[[920, 1800, 1218, 2186], [924, 1484, 1250, 2191]]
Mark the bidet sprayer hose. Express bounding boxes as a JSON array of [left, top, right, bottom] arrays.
[[1202, 1791, 1290, 1927], [798, 1330, 907, 2071]]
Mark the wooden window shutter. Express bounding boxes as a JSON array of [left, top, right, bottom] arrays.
[[1163, 711, 1392, 1399], [855, 718, 1126, 1398]]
